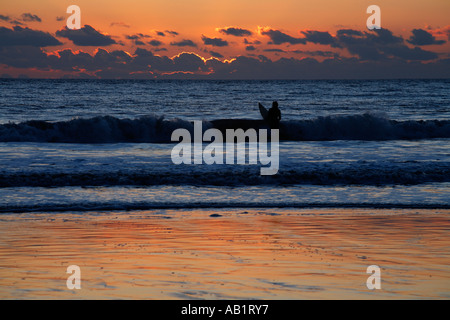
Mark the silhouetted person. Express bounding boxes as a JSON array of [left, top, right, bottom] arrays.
[[267, 101, 281, 129]]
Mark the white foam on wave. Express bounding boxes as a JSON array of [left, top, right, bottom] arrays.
[[1, 184, 449, 213]]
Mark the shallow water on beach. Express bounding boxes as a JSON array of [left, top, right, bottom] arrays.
[[0, 208, 448, 299]]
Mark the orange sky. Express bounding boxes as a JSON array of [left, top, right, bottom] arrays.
[[3, 0, 449, 30], [2, 0, 449, 55], [1, 0, 449, 78]]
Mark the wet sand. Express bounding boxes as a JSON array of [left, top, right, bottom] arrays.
[[0, 208, 449, 299]]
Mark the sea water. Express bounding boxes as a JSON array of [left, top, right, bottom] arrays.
[[0, 79, 449, 212]]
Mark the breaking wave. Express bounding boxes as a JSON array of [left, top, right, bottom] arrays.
[[1, 161, 449, 187], [0, 113, 449, 143]]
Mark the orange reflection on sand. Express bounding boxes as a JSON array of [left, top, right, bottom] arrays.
[[0, 208, 449, 299]]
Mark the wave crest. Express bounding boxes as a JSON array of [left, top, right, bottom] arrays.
[[0, 113, 449, 143]]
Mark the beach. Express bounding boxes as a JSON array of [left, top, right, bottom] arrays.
[[1, 208, 448, 299]]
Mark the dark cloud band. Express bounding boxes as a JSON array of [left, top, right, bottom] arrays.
[[218, 27, 252, 37], [56, 25, 116, 46]]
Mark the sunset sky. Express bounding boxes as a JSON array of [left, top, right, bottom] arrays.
[[1, 0, 449, 79]]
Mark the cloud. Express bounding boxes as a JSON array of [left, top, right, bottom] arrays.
[[202, 55, 450, 80], [336, 29, 363, 37], [300, 30, 340, 47], [126, 35, 140, 40], [259, 28, 306, 45], [218, 27, 252, 37], [92, 48, 133, 69], [0, 26, 62, 47], [130, 49, 208, 74], [337, 28, 403, 46], [244, 38, 261, 45], [21, 13, 42, 22], [56, 25, 116, 46], [407, 29, 446, 46], [9, 20, 24, 26], [292, 50, 339, 58], [110, 22, 131, 28], [0, 14, 25, 25], [109, 50, 133, 62], [381, 45, 438, 61], [208, 51, 224, 58], [165, 30, 179, 36], [366, 28, 404, 45], [1, 25, 447, 79], [56, 16, 65, 22], [154, 30, 179, 37], [172, 52, 207, 72], [46, 49, 98, 71], [0, 45, 50, 68], [429, 25, 450, 40], [2, 45, 449, 80], [336, 28, 437, 61], [263, 48, 285, 53], [148, 40, 163, 46], [126, 33, 151, 40], [170, 39, 197, 47], [201, 35, 228, 47], [132, 48, 174, 71]]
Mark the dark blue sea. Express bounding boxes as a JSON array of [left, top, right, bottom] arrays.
[[0, 79, 449, 212]]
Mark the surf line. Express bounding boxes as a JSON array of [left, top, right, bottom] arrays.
[[171, 120, 279, 175]]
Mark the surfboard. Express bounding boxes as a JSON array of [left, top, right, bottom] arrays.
[[258, 103, 268, 121]]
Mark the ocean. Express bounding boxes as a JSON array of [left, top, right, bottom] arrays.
[[1, 79, 449, 212], [0, 79, 449, 299]]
